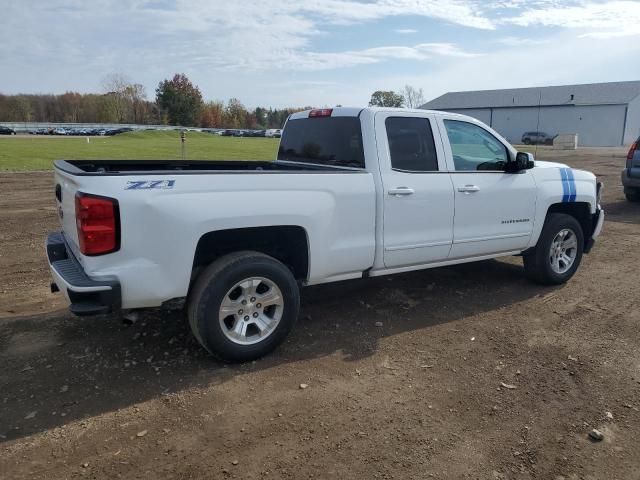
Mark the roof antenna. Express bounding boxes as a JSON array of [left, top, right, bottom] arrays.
[[534, 90, 542, 158]]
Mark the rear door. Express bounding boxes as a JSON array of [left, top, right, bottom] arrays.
[[375, 111, 454, 268], [437, 116, 537, 259]]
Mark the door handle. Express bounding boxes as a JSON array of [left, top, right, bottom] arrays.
[[457, 185, 480, 193], [388, 187, 415, 196]]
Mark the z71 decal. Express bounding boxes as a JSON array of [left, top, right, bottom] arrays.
[[126, 180, 175, 190]]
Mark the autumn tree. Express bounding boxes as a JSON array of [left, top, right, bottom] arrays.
[[155, 73, 204, 126], [59, 92, 82, 122], [402, 85, 425, 109], [102, 73, 134, 123], [223, 98, 248, 128], [200, 100, 224, 128], [5, 96, 33, 121], [124, 84, 148, 124], [368, 90, 405, 108]]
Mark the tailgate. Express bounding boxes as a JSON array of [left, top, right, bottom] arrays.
[[54, 167, 83, 252]]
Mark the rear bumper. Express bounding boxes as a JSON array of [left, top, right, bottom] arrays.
[[46, 232, 121, 316], [622, 169, 640, 189]]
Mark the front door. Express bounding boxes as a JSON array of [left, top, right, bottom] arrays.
[[438, 118, 537, 259], [375, 112, 455, 268]]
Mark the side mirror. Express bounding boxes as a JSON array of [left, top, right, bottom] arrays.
[[507, 152, 535, 172]]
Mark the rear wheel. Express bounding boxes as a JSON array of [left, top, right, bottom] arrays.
[[523, 138, 531, 145], [188, 251, 300, 362], [625, 188, 640, 202], [523, 213, 584, 285]]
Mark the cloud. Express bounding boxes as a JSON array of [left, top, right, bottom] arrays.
[[219, 43, 481, 72], [1, 0, 640, 108], [292, 0, 494, 29], [494, 36, 550, 47], [0, 1, 493, 76], [503, 0, 640, 38], [361, 28, 640, 109]]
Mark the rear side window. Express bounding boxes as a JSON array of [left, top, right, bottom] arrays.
[[385, 117, 438, 172], [277, 117, 365, 168]]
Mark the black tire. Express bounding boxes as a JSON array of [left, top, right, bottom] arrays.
[[625, 188, 640, 202], [523, 213, 584, 285], [523, 138, 531, 145], [188, 251, 300, 362]]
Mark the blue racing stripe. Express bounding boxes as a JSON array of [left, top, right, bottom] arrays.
[[560, 168, 570, 202], [566, 168, 576, 202]]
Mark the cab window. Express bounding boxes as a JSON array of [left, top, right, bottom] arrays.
[[278, 117, 365, 168], [444, 120, 509, 171], [385, 117, 438, 172]]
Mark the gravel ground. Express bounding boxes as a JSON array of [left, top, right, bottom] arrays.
[[1, 148, 639, 479]]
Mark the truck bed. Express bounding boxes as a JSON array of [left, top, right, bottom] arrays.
[[54, 159, 359, 175]]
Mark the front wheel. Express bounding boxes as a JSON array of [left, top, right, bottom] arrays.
[[188, 251, 300, 362], [523, 213, 584, 285]]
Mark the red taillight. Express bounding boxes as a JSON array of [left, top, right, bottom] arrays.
[[628, 142, 637, 161], [309, 108, 333, 118], [75, 193, 119, 256]]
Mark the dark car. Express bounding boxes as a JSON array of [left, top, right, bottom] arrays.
[[0, 126, 16, 135], [104, 127, 133, 136], [622, 136, 640, 202], [521, 131, 555, 145]]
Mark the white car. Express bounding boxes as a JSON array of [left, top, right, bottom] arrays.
[[265, 128, 282, 138], [46, 107, 604, 361]]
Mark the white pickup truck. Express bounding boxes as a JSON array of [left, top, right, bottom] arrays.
[[47, 107, 604, 361]]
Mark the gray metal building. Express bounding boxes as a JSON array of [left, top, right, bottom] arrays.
[[421, 81, 640, 147]]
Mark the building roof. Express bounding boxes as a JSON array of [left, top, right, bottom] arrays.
[[421, 81, 640, 110]]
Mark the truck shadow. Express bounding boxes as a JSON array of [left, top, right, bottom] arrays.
[[602, 198, 640, 225], [0, 258, 551, 442]]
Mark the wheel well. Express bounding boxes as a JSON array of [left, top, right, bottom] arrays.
[[191, 226, 309, 283], [547, 202, 593, 245]]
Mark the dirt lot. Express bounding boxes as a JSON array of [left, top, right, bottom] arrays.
[[1, 149, 639, 479]]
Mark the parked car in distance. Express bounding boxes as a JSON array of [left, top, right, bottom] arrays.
[[46, 107, 604, 362], [622, 136, 640, 202], [265, 129, 282, 138], [521, 131, 555, 145], [112, 127, 134, 135], [0, 126, 16, 135]]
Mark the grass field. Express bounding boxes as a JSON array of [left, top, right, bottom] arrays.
[[0, 131, 280, 171]]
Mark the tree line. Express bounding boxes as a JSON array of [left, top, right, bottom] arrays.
[[0, 71, 427, 128], [0, 73, 306, 129]]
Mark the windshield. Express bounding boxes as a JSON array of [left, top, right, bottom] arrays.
[[277, 116, 365, 168]]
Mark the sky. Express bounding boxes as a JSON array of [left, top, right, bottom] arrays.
[[1, 0, 640, 108]]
